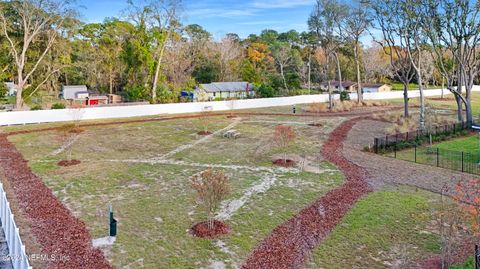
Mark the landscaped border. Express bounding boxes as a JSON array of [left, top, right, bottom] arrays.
[[242, 117, 372, 269], [0, 108, 402, 269], [0, 135, 112, 269]]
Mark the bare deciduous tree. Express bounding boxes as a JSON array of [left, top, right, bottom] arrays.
[[0, 0, 76, 109], [342, 1, 371, 103], [371, 0, 416, 118], [424, 0, 480, 125], [273, 124, 296, 164]]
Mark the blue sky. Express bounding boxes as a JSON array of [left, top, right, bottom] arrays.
[[77, 0, 315, 39]]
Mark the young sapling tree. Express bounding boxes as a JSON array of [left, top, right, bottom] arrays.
[[191, 168, 230, 231], [273, 124, 297, 166]]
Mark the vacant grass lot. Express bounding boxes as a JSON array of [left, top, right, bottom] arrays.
[[308, 187, 442, 269], [3, 102, 470, 268], [7, 114, 346, 268]]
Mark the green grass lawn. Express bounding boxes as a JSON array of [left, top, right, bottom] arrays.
[[434, 135, 480, 154], [308, 187, 443, 268]]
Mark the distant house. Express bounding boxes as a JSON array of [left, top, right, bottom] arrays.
[[4, 82, 16, 96], [320, 81, 358, 93], [194, 82, 255, 101], [362, 83, 392, 93], [61, 85, 109, 106], [61, 85, 89, 100]]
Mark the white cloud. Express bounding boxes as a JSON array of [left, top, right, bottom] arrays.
[[251, 0, 316, 9], [238, 20, 282, 25], [186, 8, 256, 18]]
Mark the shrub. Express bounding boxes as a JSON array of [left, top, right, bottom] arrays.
[[0, 82, 7, 98], [51, 103, 66, 109], [340, 91, 350, 101], [156, 83, 181, 104], [123, 84, 149, 102], [305, 102, 328, 113], [257, 84, 275, 98], [191, 168, 230, 230], [30, 105, 43, 111]]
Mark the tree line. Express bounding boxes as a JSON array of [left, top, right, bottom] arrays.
[[0, 0, 479, 127]]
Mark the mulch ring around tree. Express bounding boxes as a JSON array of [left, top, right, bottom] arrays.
[[190, 220, 231, 239], [0, 135, 112, 269], [197, 131, 213, 135], [242, 117, 372, 269], [58, 160, 82, 167], [272, 159, 296, 167]]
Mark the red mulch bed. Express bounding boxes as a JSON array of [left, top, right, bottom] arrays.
[[0, 135, 112, 269], [273, 159, 296, 167], [190, 220, 231, 239], [428, 97, 454, 101], [242, 117, 372, 269], [57, 160, 81, 167], [197, 131, 212, 135]]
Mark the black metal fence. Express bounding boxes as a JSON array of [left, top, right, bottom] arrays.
[[372, 120, 480, 175], [384, 144, 480, 175], [374, 121, 472, 154]]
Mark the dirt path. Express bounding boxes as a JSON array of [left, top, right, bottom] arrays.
[[0, 135, 111, 269], [242, 117, 372, 269], [158, 118, 241, 159]]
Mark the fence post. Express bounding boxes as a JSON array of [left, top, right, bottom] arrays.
[[394, 143, 397, 159], [406, 131, 409, 141], [462, 151, 464, 172], [476, 245, 480, 269], [414, 145, 417, 163], [437, 148, 439, 167], [374, 138, 378, 154]]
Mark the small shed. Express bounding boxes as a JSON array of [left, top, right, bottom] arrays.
[[320, 81, 358, 93], [61, 85, 89, 100], [362, 84, 392, 93], [108, 94, 122, 104]]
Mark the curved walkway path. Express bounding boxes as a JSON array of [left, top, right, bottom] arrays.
[[243, 116, 475, 268], [242, 117, 373, 269]]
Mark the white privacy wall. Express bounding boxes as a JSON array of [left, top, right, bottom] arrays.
[[0, 183, 32, 269], [0, 87, 478, 126]]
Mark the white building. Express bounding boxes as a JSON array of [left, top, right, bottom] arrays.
[[61, 85, 89, 100], [194, 82, 255, 101]]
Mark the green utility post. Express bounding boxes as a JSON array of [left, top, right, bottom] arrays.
[[109, 205, 117, 237]]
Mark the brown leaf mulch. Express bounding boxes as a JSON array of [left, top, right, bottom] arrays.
[[57, 160, 81, 167], [190, 220, 231, 239], [0, 135, 112, 269], [242, 117, 372, 269]]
